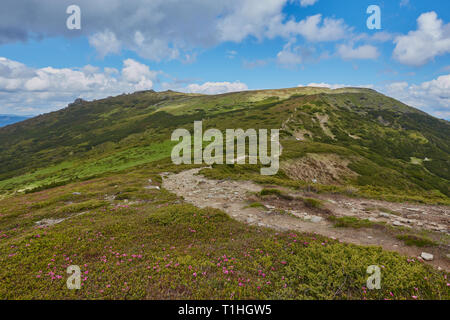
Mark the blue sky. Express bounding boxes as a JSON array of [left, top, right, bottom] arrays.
[[0, 0, 449, 119]]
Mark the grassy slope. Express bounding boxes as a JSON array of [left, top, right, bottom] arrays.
[[0, 161, 448, 300], [0, 88, 449, 203]]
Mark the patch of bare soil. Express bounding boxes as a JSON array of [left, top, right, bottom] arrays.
[[316, 113, 335, 139], [35, 211, 87, 227], [162, 168, 450, 271], [293, 129, 312, 141], [281, 153, 358, 185]]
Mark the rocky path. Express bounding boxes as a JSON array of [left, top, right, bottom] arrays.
[[162, 168, 450, 271]]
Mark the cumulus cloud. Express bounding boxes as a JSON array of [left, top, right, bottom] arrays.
[[0, 0, 352, 61], [299, 0, 319, 7], [383, 74, 450, 119], [0, 57, 159, 114], [182, 81, 248, 95], [216, 0, 286, 42], [276, 39, 326, 66], [268, 14, 350, 42], [216, 3, 350, 43], [337, 43, 380, 60], [88, 30, 121, 58], [295, 15, 349, 42], [0, 56, 248, 114], [385, 81, 409, 92], [122, 58, 158, 86], [393, 12, 450, 66], [277, 42, 304, 66]]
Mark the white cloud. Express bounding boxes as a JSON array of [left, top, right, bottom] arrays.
[[122, 58, 158, 85], [393, 12, 450, 66], [217, 0, 286, 42], [0, 57, 159, 115], [88, 30, 122, 58], [184, 81, 248, 95], [130, 32, 180, 62], [383, 74, 450, 119], [276, 39, 324, 66], [337, 44, 380, 60], [385, 81, 409, 92], [297, 15, 349, 42], [269, 14, 350, 42], [0, 1, 352, 61], [0, 57, 34, 80], [226, 50, 238, 59], [299, 0, 319, 7], [82, 65, 100, 75], [400, 0, 410, 7], [121, 59, 157, 91], [277, 41, 304, 66], [0, 56, 248, 114], [216, 2, 348, 43], [104, 67, 119, 75]]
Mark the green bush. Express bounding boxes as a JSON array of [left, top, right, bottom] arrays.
[[248, 202, 265, 208], [260, 188, 282, 196], [303, 197, 323, 208]]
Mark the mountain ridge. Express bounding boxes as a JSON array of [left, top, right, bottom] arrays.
[[0, 87, 448, 203], [0, 86, 441, 133]]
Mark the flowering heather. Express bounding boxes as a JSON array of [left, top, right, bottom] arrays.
[[0, 165, 448, 300]]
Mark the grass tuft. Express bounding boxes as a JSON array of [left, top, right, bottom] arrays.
[[396, 234, 437, 247], [329, 216, 376, 229]]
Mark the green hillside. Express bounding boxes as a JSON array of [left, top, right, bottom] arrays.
[[0, 87, 448, 203]]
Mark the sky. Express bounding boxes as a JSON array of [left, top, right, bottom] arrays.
[[0, 0, 449, 119]]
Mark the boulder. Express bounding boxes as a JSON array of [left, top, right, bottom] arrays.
[[420, 252, 434, 261], [310, 215, 323, 223], [145, 185, 160, 190]]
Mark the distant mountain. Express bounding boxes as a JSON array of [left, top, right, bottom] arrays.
[[0, 114, 30, 127]]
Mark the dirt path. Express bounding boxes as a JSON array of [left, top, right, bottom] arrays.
[[162, 168, 450, 271]]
